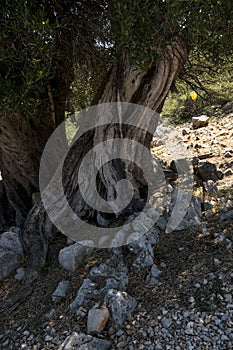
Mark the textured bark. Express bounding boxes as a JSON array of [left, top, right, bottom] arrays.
[[63, 40, 188, 224], [0, 113, 56, 227]]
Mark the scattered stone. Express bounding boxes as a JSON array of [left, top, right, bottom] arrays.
[[70, 278, 100, 311], [104, 289, 137, 326], [45, 335, 53, 342], [225, 239, 232, 250], [202, 201, 213, 211], [44, 308, 56, 319], [161, 317, 172, 329], [132, 240, 154, 268], [202, 180, 218, 195], [224, 294, 232, 303], [172, 196, 202, 231], [0, 248, 20, 280], [156, 216, 167, 231], [1, 116, 232, 350], [52, 280, 69, 301], [58, 332, 111, 350], [14, 267, 25, 281], [131, 212, 155, 234], [188, 296, 195, 303], [23, 330, 30, 336], [152, 124, 173, 146], [220, 210, 233, 223], [58, 240, 94, 272], [192, 115, 209, 128], [76, 307, 87, 318], [224, 168, 233, 177], [89, 259, 128, 291], [185, 321, 194, 335], [216, 170, 224, 179], [195, 161, 219, 182], [127, 229, 158, 268], [224, 151, 232, 158], [0, 230, 24, 279], [182, 128, 191, 136], [87, 306, 110, 334], [146, 264, 161, 286]]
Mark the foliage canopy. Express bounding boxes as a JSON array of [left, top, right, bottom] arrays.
[[0, 0, 232, 116]]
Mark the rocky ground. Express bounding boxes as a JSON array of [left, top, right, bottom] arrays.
[[0, 113, 232, 350]]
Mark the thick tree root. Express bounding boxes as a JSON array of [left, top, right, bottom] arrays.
[[21, 198, 55, 272], [0, 199, 56, 320]]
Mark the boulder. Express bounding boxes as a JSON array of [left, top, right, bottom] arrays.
[[59, 240, 94, 272]]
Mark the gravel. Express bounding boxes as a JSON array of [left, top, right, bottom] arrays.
[[1, 260, 232, 350]]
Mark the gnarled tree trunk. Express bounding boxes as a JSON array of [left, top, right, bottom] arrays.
[[0, 40, 188, 318]]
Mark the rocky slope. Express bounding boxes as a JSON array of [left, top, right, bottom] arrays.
[[0, 114, 232, 350]]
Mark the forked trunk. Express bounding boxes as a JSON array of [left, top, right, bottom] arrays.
[[25, 39, 188, 269]]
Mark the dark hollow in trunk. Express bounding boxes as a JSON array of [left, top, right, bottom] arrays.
[[0, 180, 15, 232]]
